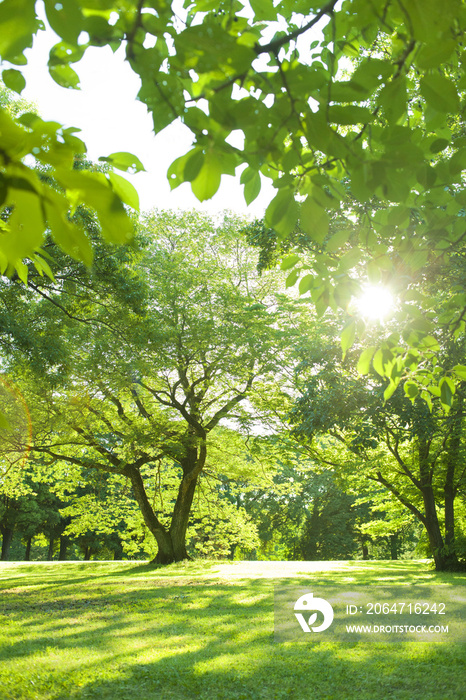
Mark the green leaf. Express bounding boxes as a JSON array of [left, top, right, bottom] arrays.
[[49, 63, 80, 89], [419, 335, 440, 351], [373, 347, 392, 378], [404, 381, 419, 401], [327, 105, 373, 125], [300, 196, 329, 245], [367, 258, 382, 284], [298, 274, 314, 295], [340, 319, 356, 359], [265, 189, 299, 239], [285, 269, 299, 288], [167, 148, 202, 189], [280, 254, 300, 270], [240, 167, 261, 206], [420, 74, 460, 113], [420, 390, 433, 412], [100, 152, 145, 174], [0, 0, 40, 61], [383, 380, 399, 402], [350, 58, 393, 93], [140, 72, 183, 133], [184, 150, 205, 182], [44, 0, 83, 45], [378, 76, 407, 125], [326, 228, 351, 253], [48, 41, 85, 66], [2, 68, 26, 94], [108, 172, 139, 211], [334, 278, 357, 309], [415, 38, 456, 69], [439, 376, 455, 408], [305, 110, 348, 158], [54, 168, 133, 246], [350, 165, 372, 202], [191, 150, 222, 201], [453, 365, 466, 381], [32, 253, 55, 282], [430, 138, 450, 153], [250, 0, 278, 22], [3, 188, 45, 261], [15, 260, 28, 285], [357, 346, 376, 375], [44, 194, 93, 266]]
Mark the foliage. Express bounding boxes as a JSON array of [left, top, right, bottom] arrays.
[[0, 80, 140, 280], [3, 210, 295, 563], [242, 448, 362, 560], [1, 0, 465, 401], [289, 314, 466, 570]]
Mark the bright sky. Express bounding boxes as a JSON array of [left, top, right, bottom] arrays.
[[20, 19, 274, 217]]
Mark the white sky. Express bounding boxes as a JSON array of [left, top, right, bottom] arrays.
[[20, 20, 274, 217]]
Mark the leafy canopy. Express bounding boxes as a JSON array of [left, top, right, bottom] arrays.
[[1, 0, 465, 401]]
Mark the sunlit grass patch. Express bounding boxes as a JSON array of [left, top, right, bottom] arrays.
[[0, 560, 464, 700]]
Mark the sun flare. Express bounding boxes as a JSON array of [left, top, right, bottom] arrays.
[[356, 285, 394, 321]]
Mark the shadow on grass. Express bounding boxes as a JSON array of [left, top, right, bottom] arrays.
[[48, 640, 465, 700], [1, 561, 465, 699]]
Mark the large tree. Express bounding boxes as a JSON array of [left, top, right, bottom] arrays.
[[1, 0, 465, 403], [10, 210, 294, 563]]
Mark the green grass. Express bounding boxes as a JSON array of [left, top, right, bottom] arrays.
[[0, 560, 464, 700]]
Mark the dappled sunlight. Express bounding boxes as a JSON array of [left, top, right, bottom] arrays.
[[1, 561, 465, 699], [211, 560, 350, 578]]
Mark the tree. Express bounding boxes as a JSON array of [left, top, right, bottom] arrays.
[[1, 0, 465, 403], [289, 317, 466, 571], [10, 211, 294, 563], [0, 469, 64, 561], [244, 459, 362, 561]]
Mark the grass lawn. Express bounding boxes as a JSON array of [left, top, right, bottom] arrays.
[[0, 559, 464, 700]]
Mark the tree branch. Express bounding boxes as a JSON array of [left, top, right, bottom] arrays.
[[27, 281, 115, 333], [383, 425, 421, 489], [205, 372, 256, 432], [31, 445, 123, 474], [255, 0, 339, 56], [370, 470, 426, 525]]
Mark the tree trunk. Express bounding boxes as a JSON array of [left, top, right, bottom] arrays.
[[303, 500, 320, 560], [58, 536, 69, 561], [389, 533, 398, 560], [24, 537, 33, 561], [444, 394, 462, 567], [421, 485, 459, 571], [126, 465, 178, 564], [418, 438, 459, 572], [153, 469, 199, 564], [1, 527, 14, 561], [84, 547, 91, 560], [168, 467, 199, 562], [112, 539, 124, 560], [444, 474, 457, 563], [125, 440, 204, 564]]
